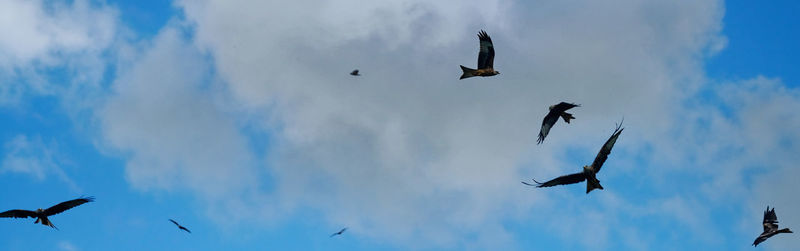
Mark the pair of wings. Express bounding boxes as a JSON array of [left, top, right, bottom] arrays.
[[476, 30, 495, 70], [762, 206, 780, 232], [169, 219, 192, 233], [0, 197, 94, 219], [537, 102, 580, 144], [330, 227, 347, 237], [528, 121, 624, 187]]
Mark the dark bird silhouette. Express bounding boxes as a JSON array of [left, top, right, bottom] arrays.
[[537, 102, 580, 144], [460, 30, 499, 79], [753, 206, 792, 246], [330, 227, 347, 237], [350, 69, 360, 76], [0, 196, 94, 229], [524, 120, 623, 194], [169, 219, 191, 233]]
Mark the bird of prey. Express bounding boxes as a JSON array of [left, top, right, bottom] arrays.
[[169, 219, 191, 233], [523, 120, 623, 194], [0, 196, 94, 229], [537, 102, 580, 144], [350, 69, 360, 76], [330, 227, 347, 237], [753, 206, 792, 246], [459, 30, 499, 79]]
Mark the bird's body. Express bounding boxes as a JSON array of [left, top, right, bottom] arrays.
[[169, 219, 191, 233], [538, 102, 580, 144], [753, 206, 792, 246], [524, 120, 623, 194], [0, 197, 94, 229], [460, 30, 499, 79], [350, 69, 360, 76]]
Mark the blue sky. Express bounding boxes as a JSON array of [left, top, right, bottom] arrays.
[[0, 0, 798, 250]]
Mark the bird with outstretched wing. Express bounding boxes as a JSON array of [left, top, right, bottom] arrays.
[[753, 206, 792, 246], [537, 102, 580, 144], [350, 69, 360, 76], [0, 196, 94, 229], [169, 219, 191, 233], [524, 120, 623, 194], [330, 227, 347, 237], [459, 30, 499, 79]]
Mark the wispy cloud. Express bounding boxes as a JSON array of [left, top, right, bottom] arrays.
[[0, 134, 79, 191]]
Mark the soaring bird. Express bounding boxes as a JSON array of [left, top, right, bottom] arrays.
[[350, 69, 360, 76], [330, 227, 347, 237], [537, 102, 580, 144], [753, 206, 792, 246], [0, 196, 94, 229], [523, 121, 623, 194], [459, 30, 499, 79], [169, 219, 191, 233]]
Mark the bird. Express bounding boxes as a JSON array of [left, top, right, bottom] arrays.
[[537, 102, 580, 144], [0, 196, 94, 229], [330, 227, 347, 237], [169, 219, 191, 233], [459, 30, 499, 79], [350, 69, 360, 76], [753, 206, 792, 246], [523, 120, 623, 194]]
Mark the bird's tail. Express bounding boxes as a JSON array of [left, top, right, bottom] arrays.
[[40, 217, 58, 230], [586, 177, 603, 194], [460, 65, 476, 79], [778, 228, 793, 234], [560, 112, 576, 123]]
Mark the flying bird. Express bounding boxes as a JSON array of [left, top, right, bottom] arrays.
[[350, 69, 360, 76], [459, 30, 499, 79], [537, 102, 580, 144], [0, 196, 94, 229], [753, 206, 792, 246], [523, 120, 623, 194], [169, 219, 191, 233], [330, 227, 347, 237]]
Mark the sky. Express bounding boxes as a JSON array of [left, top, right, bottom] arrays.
[[0, 0, 798, 250]]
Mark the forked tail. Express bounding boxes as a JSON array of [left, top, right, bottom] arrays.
[[586, 178, 604, 194], [460, 65, 476, 79], [560, 112, 576, 123]]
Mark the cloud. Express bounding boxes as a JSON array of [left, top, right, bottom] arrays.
[[85, 0, 800, 249], [0, 134, 78, 190], [57, 241, 79, 251], [0, 0, 118, 105]]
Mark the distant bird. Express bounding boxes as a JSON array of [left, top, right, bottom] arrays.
[[350, 69, 360, 76], [753, 206, 792, 246], [330, 227, 347, 237], [0, 196, 94, 229], [169, 219, 191, 233], [460, 30, 499, 79], [524, 120, 623, 194], [537, 102, 580, 144]]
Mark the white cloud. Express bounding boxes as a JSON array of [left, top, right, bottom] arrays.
[[57, 241, 79, 251], [0, 134, 77, 190], [0, 0, 117, 105], [86, 0, 800, 249]]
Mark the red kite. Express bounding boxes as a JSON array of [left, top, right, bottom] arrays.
[[460, 30, 499, 79], [0, 196, 94, 229]]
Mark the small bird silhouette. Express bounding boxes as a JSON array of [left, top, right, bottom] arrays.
[[350, 69, 360, 76], [330, 227, 347, 237], [0, 196, 94, 230], [537, 102, 580, 144], [169, 219, 191, 233]]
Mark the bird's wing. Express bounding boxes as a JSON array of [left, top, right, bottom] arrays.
[[551, 102, 580, 113], [43, 196, 94, 216], [531, 172, 586, 187], [169, 219, 180, 226], [180, 226, 191, 233], [476, 30, 495, 69], [762, 207, 779, 232], [0, 209, 38, 218], [340, 228, 347, 234], [591, 120, 624, 173], [537, 111, 560, 144]]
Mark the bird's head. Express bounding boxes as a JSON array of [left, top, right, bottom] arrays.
[[494, 70, 500, 75], [582, 165, 593, 173], [36, 208, 43, 213], [548, 105, 555, 110]]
